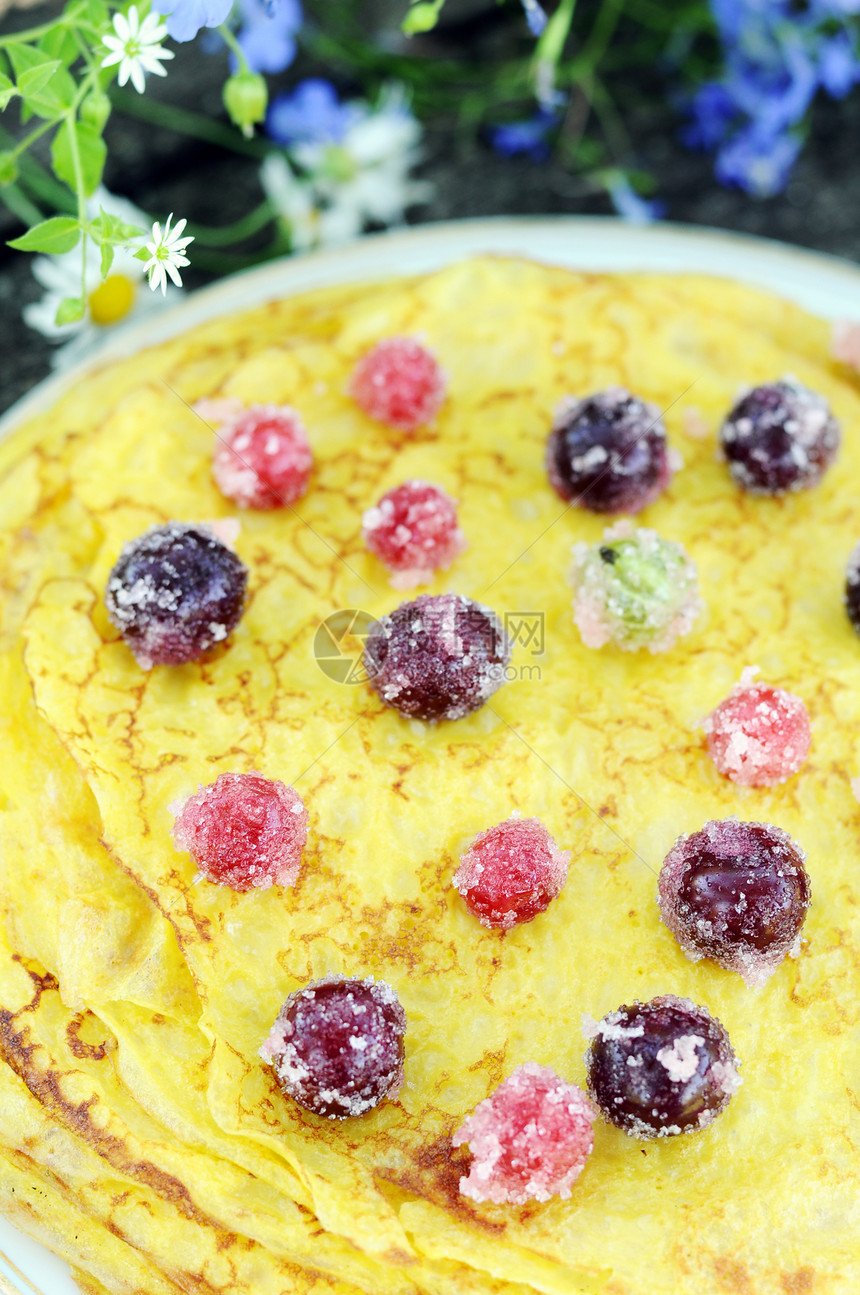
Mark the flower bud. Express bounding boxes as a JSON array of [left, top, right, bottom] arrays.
[[80, 92, 112, 132], [223, 72, 268, 139]]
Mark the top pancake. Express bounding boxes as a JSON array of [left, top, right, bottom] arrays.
[[0, 256, 859, 1295]]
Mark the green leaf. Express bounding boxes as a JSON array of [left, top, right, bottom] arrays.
[[7, 45, 53, 77], [51, 118, 106, 196], [133, 245, 150, 262], [401, 0, 444, 33], [39, 27, 81, 69], [0, 74, 17, 111], [8, 214, 80, 253], [17, 58, 62, 97], [55, 295, 86, 326], [100, 240, 114, 278], [97, 206, 144, 244], [83, 0, 109, 26]]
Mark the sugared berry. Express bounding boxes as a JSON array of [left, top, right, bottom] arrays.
[[364, 592, 510, 722], [201, 399, 313, 510], [570, 519, 702, 653], [846, 541, 860, 636], [453, 816, 570, 930], [719, 378, 840, 495], [362, 479, 467, 589], [349, 337, 447, 433], [105, 522, 248, 668], [584, 995, 740, 1139], [703, 667, 811, 787], [658, 818, 810, 987], [453, 1062, 595, 1204], [260, 975, 406, 1119], [171, 772, 308, 891], [546, 386, 674, 514]]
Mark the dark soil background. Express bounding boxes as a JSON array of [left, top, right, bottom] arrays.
[[2, 0, 860, 417]]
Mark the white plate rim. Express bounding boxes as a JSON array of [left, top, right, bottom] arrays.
[[1, 212, 858, 1295]]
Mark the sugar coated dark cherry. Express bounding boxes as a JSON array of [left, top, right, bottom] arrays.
[[658, 818, 810, 987], [453, 817, 570, 929], [546, 387, 672, 513], [105, 522, 248, 668], [719, 378, 840, 494], [260, 976, 407, 1119], [364, 592, 510, 721], [454, 1061, 595, 1204], [171, 772, 308, 891], [585, 995, 740, 1138]]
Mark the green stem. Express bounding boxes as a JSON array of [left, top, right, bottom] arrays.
[[535, 0, 577, 68], [188, 200, 276, 247], [109, 86, 268, 158], [9, 117, 54, 161], [0, 4, 87, 45], [217, 22, 249, 75], [64, 108, 88, 296]]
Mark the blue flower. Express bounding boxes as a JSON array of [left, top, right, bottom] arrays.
[[715, 125, 800, 197], [521, 0, 548, 37], [489, 110, 556, 161], [235, 0, 302, 74], [683, 82, 738, 149], [818, 31, 860, 96], [607, 176, 666, 225], [152, 0, 233, 43], [267, 78, 359, 147]]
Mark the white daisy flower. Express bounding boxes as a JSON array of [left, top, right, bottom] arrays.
[[101, 5, 173, 95], [23, 188, 168, 371], [260, 154, 361, 251], [141, 213, 194, 294]]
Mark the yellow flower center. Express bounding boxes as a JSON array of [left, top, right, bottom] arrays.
[[88, 274, 136, 327]]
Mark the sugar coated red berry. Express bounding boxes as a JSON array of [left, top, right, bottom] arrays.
[[200, 398, 313, 510], [846, 541, 860, 636], [719, 377, 840, 495], [349, 337, 447, 432], [171, 772, 308, 891], [105, 521, 248, 668], [364, 592, 510, 722], [453, 816, 570, 930], [547, 386, 675, 514], [703, 667, 811, 787], [362, 479, 467, 589], [657, 817, 810, 987], [260, 975, 406, 1119], [453, 1062, 595, 1204], [584, 995, 740, 1139]]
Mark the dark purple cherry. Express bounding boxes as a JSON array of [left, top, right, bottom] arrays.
[[106, 522, 247, 668], [546, 386, 672, 514], [658, 818, 810, 987], [846, 542, 860, 636], [719, 378, 839, 495], [364, 592, 510, 722], [585, 995, 740, 1139], [261, 976, 406, 1120]]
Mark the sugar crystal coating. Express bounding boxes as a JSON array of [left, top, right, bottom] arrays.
[[704, 667, 811, 787], [657, 817, 811, 987], [453, 1061, 595, 1204], [362, 479, 467, 589], [546, 386, 673, 513], [260, 975, 406, 1119], [105, 521, 248, 668], [171, 772, 308, 891], [584, 995, 740, 1138], [349, 337, 447, 433], [453, 816, 570, 929], [202, 399, 313, 510], [846, 541, 860, 636], [570, 519, 702, 653], [719, 377, 840, 495], [364, 592, 510, 722]]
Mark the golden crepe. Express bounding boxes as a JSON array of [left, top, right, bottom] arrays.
[[1, 256, 859, 1295]]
